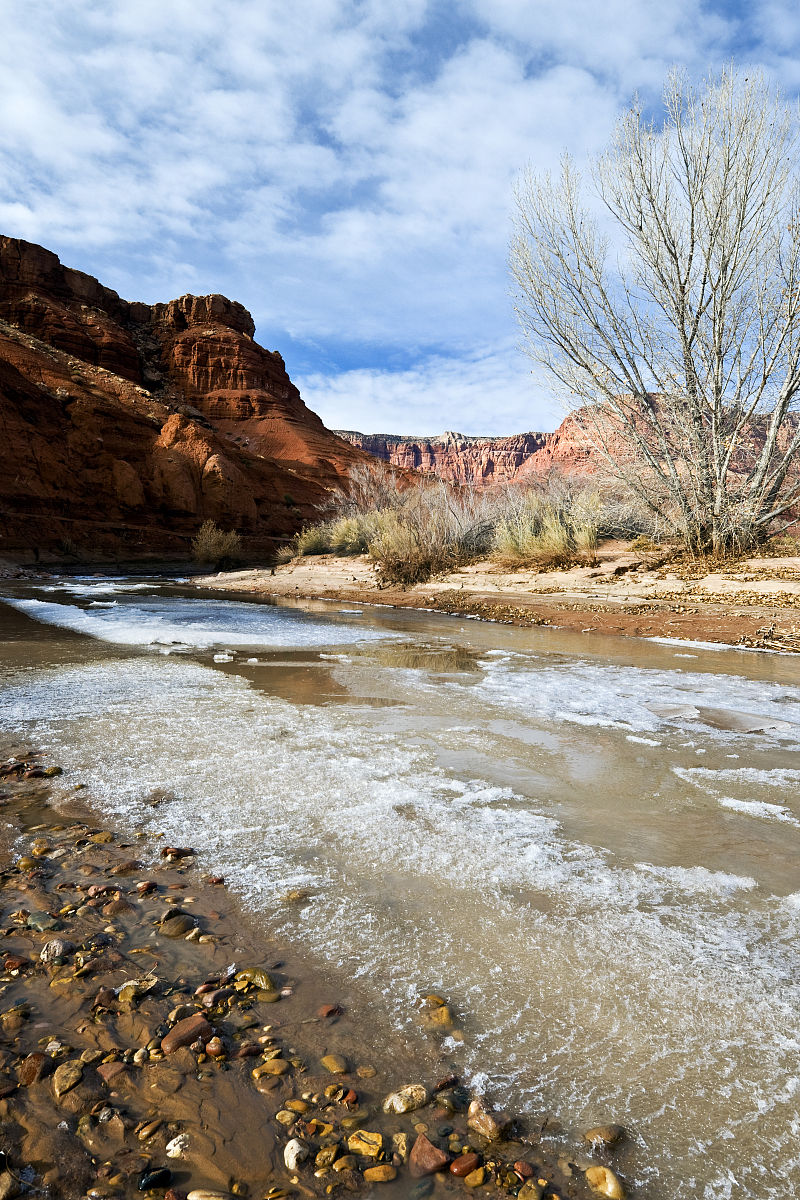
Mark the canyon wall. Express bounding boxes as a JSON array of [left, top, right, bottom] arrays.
[[0, 236, 367, 563], [335, 422, 593, 485]]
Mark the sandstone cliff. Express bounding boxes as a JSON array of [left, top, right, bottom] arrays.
[[335, 422, 593, 485], [0, 236, 366, 563]]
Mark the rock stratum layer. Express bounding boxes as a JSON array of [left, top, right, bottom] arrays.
[[0, 236, 366, 562], [334, 426, 592, 485]]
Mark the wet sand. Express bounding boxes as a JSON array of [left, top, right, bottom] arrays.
[[194, 550, 800, 651], [0, 746, 620, 1200]]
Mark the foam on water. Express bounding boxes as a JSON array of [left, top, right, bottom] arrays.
[[1, 595, 398, 649], [1, 653, 800, 1197]]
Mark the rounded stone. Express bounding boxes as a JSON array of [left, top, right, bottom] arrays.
[[585, 1165, 626, 1199], [363, 1165, 397, 1183], [321, 1053, 348, 1074]]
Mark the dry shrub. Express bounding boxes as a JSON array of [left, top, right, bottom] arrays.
[[286, 463, 662, 584], [191, 520, 243, 565]]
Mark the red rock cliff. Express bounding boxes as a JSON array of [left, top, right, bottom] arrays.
[[0, 236, 367, 563], [335, 422, 594, 485]]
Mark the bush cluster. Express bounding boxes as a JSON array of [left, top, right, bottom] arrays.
[[286, 463, 659, 585]]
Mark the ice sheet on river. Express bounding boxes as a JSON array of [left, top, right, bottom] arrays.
[[2, 595, 398, 649]]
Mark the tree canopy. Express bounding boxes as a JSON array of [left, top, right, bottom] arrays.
[[511, 68, 800, 553]]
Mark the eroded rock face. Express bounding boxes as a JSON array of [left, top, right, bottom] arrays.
[[335, 424, 594, 485], [0, 235, 367, 562]]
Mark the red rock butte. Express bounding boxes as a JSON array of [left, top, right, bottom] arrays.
[[0, 236, 369, 563]]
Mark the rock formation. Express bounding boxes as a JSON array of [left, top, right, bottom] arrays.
[[0, 236, 367, 563], [335, 422, 593, 485]]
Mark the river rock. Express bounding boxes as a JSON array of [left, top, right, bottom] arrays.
[[347, 1130, 382, 1157], [585, 1166, 626, 1199], [161, 1013, 212, 1054], [409, 1133, 450, 1177], [39, 937, 75, 963], [96, 1061, 127, 1084], [363, 1165, 397, 1183], [283, 1139, 309, 1170], [252, 1059, 289, 1077], [584, 1124, 625, 1149], [383, 1083, 429, 1114], [138, 1167, 172, 1190], [467, 1097, 510, 1141], [321, 1053, 348, 1074], [464, 1167, 485, 1188], [53, 1060, 83, 1098], [18, 1052, 50, 1085], [160, 912, 196, 937], [450, 1153, 481, 1177], [201, 987, 234, 1009], [166, 1134, 191, 1158], [108, 858, 142, 875], [187, 1192, 231, 1200]]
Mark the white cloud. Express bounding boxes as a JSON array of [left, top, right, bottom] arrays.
[[0, 1, 797, 433], [297, 343, 563, 436]]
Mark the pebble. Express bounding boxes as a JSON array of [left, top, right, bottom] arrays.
[[409, 1133, 450, 1178], [138, 1167, 172, 1191], [321, 1053, 348, 1074], [463, 1167, 486, 1188], [450, 1153, 481, 1178], [467, 1097, 510, 1141], [584, 1124, 625, 1149], [315, 1146, 339, 1168], [18, 1052, 50, 1085], [187, 1192, 232, 1200], [585, 1166, 626, 1199], [346, 1130, 382, 1157], [392, 1132, 409, 1162], [39, 938, 75, 963], [383, 1083, 429, 1114], [332, 1155, 356, 1172], [252, 1059, 289, 1077], [363, 1165, 397, 1183], [283, 1139, 309, 1171], [160, 912, 196, 937], [52, 1059, 83, 1098], [137, 1120, 162, 1140], [166, 1134, 191, 1157], [161, 1013, 212, 1055]]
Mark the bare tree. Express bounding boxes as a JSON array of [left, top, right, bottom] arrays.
[[511, 68, 800, 553]]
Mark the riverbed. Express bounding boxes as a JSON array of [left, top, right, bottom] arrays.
[[1, 577, 799, 1199]]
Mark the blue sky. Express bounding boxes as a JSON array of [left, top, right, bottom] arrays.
[[1, 0, 798, 434]]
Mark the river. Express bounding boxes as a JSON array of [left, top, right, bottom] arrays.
[[1, 577, 799, 1199]]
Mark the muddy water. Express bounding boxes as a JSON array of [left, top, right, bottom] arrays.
[[2, 578, 800, 1199]]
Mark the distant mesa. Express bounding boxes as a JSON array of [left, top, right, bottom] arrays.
[[0, 235, 369, 563], [335, 425, 594, 485]]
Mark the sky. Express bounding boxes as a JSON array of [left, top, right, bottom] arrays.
[[1, 1, 799, 435]]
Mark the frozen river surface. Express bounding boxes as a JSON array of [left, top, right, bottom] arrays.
[[2, 578, 800, 1199]]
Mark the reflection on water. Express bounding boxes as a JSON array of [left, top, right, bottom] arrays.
[[2, 578, 800, 1199]]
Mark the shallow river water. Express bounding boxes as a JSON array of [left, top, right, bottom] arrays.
[[1, 578, 800, 1199]]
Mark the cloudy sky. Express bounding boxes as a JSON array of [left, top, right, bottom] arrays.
[[1, 1, 798, 434]]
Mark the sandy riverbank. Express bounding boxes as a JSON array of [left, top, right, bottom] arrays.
[[0, 747, 626, 1200], [194, 546, 800, 652]]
